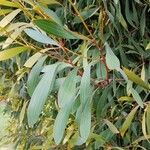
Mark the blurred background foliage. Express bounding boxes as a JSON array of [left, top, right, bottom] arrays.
[[0, 0, 150, 149]]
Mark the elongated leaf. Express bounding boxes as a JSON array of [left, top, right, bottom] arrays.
[[58, 68, 78, 108], [80, 64, 91, 107], [80, 101, 91, 141], [123, 68, 150, 90], [39, 5, 63, 26], [146, 104, 150, 135], [38, 0, 61, 5], [27, 56, 47, 96], [131, 88, 143, 108], [27, 63, 59, 127], [0, 46, 29, 61], [24, 28, 59, 46], [24, 52, 42, 68], [105, 43, 120, 70], [34, 19, 79, 39], [104, 119, 119, 134], [0, 9, 21, 28], [53, 102, 73, 145], [0, 9, 12, 16], [0, 0, 18, 7], [140, 6, 147, 36], [120, 106, 139, 137]]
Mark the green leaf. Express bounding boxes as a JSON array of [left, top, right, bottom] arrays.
[[104, 119, 119, 134], [27, 63, 59, 127], [58, 68, 78, 108], [80, 64, 91, 107], [74, 7, 99, 23], [146, 104, 150, 135], [24, 28, 59, 46], [140, 6, 147, 36], [38, 5, 63, 26], [0, 9, 21, 28], [34, 19, 79, 39], [123, 68, 150, 90], [53, 102, 73, 145], [105, 43, 120, 70], [80, 101, 91, 141], [27, 56, 47, 96], [131, 88, 143, 108], [120, 106, 139, 137], [0, 46, 29, 61]]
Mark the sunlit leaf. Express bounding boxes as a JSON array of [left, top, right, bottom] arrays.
[[131, 88, 143, 108], [120, 106, 139, 137], [123, 68, 150, 90], [0, 9, 21, 28], [0, 46, 29, 61]]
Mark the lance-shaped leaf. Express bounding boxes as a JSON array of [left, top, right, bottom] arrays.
[[131, 88, 143, 108], [123, 67, 150, 90], [53, 102, 73, 145], [27, 56, 47, 96], [24, 28, 59, 46], [146, 104, 150, 135], [80, 101, 91, 141], [120, 106, 139, 137], [27, 63, 59, 127], [0, 46, 29, 61], [58, 68, 78, 108], [34, 19, 89, 40], [0, 9, 21, 28], [105, 43, 120, 70]]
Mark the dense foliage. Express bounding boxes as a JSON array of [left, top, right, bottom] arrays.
[[0, 0, 150, 149]]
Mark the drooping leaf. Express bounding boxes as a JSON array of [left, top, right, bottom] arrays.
[[80, 101, 91, 141], [123, 68, 150, 90], [0, 9, 21, 28], [58, 68, 78, 108], [53, 102, 73, 145], [27, 63, 59, 127], [105, 43, 120, 70], [27, 56, 47, 96], [146, 104, 150, 135], [0, 46, 29, 61], [120, 106, 139, 137], [140, 6, 147, 36], [24, 28, 59, 46], [131, 88, 143, 108]]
